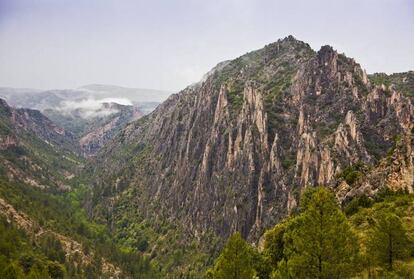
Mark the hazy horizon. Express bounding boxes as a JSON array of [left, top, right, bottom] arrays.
[[0, 83, 174, 92], [1, 0, 413, 91]]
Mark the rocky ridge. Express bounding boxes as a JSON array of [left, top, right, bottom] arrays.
[[44, 102, 143, 156], [0, 98, 80, 190], [88, 36, 413, 247]]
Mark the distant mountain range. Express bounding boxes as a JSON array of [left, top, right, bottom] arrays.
[[0, 84, 173, 156], [0, 84, 172, 112]]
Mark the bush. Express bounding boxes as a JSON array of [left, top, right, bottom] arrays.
[[337, 163, 364, 185], [344, 194, 373, 216]]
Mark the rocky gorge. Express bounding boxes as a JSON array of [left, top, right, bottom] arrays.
[[86, 36, 414, 263]]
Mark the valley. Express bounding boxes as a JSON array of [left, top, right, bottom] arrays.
[[0, 36, 413, 278]]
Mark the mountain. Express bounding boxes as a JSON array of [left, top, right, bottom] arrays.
[[0, 88, 86, 111], [0, 98, 155, 277], [44, 102, 143, 156], [83, 36, 414, 275], [337, 123, 414, 202], [0, 36, 412, 277], [0, 98, 79, 188], [369, 71, 414, 102], [0, 85, 172, 110], [0, 85, 163, 156]]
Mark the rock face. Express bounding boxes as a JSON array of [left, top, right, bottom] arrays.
[[13, 107, 79, 153], [0, 98, 78, 152], [337, 124, 414, 202], [88, 36, 414, 243], [0, 86, 153, 156], [0, 98, 80, 189], [78, 103, 143, 156], [45, 102, 143, 156]]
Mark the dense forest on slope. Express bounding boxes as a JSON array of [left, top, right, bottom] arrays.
[[0, 99, 156, 278], [0, 178, 156, 278], [207, 188, 414, 279]]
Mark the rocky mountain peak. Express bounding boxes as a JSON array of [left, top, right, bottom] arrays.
[[317, 45, 337, 65], [268, 35, 311, 51], [87, 37, 414, 252]]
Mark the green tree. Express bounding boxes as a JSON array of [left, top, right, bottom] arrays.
[[284, 187, 360, 279], [2, 262, 24, 279], [19, 254, 35, 274], [368, 211, 410, 270], [208, 232, 255, 279], [47, 261, 66, 279], [263, 221, 288, 268], [27, 264, 51, 279]]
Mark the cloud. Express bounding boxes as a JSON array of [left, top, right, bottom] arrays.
[[58, 97, 132, 118], [99, 97, 133, 106]]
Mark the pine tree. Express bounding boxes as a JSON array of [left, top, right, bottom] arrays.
[[263, 221, 287, 268], [368, 211, 410, 270], [47, 261, 66, 279], [208, 232, 255, 279], [27, 264, 51, 279], [284, 187, 360, 279], [2, 262, 24, 279]]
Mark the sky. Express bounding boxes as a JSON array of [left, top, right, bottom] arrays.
[[0, 0, 413, 92]]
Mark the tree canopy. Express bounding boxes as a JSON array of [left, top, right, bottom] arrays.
[[206, 232, 255, 279]]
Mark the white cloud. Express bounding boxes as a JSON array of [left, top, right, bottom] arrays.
[[58, 97, 132, 119], [99, 98, 133, 106]]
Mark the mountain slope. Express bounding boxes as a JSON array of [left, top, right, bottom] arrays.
[[44, 102, 143, 156], [369, 71, 414, 102], [0, 85, 164, 156], [0, 99, 156, 278], [81, 36, 413, 277], [0, 99, 80, 189]]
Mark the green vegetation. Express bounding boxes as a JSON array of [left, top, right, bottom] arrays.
[[344, 194, 373, 216], [0, 177, 156, 278], [281, 153, 296, 170], [0, 216, 66, 279], [336, 162, 364, 185], [369, 71, 414, 101], [0, 114, 156, 277], [368, 211, 410, 270], [79, 140, 218, 278], [211, 39, 313, 125], [281, 188, 359, 279], [348, 189, 414, 278], [206, 233, 255, 279], [207, 187, 414, 278], [107, 186, 219, 278]]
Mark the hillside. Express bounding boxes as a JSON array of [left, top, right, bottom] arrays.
[[0, 99, 80, 189], [82, 36, 413, 276], [0, 99, 155, 278], [0, 85, 164, 156], [0, 36, 412, 278], [44, 102, 143, 156]]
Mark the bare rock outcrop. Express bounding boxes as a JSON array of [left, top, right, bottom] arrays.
[[87, 36, 414, 246]]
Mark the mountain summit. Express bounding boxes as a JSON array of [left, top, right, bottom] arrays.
[[81, 36, 414, 275]]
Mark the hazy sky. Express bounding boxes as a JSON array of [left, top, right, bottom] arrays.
[[0, 0, 413, 91]]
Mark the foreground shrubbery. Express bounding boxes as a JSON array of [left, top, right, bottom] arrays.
[[207, 187, 414, 279]]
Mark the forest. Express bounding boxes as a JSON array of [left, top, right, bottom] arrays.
[[206, 188, 414, 279]]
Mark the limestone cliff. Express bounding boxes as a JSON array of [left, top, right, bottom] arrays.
[[87, 36, 414, 246]]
